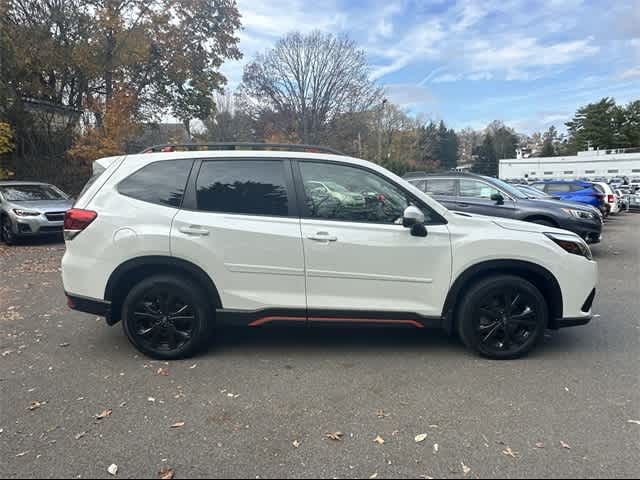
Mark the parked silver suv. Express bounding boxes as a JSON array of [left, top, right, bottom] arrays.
[[0, 181, 73, 244]]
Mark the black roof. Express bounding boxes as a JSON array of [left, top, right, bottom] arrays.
[[140, 142, 343, 155]]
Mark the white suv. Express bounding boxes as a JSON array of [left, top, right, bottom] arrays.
[[62, 144, 597, 360]]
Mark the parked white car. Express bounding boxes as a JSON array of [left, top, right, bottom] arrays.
[[62, 144, 597, 360], [593, 182, 619, 215]]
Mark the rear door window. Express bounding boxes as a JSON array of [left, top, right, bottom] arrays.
[[118, 160, 194, 207], [425, 179, 456, 196], [195, 160, 290, 216]]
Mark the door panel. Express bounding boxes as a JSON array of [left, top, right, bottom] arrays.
[[296, 161, 452, 317], [172, 212, 306, 309], [171, 158, 306, 311], [301, 220, 451, 316]]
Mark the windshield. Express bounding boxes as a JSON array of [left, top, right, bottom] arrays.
[[0, 185, 67, 201], [518, 186, 550, 198], [484, 177, 528, 199]]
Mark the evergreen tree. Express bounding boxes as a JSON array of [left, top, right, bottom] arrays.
[[472, 134, 498, 176]]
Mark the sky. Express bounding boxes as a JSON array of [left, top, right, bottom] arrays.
[[220, 0, 640, 135]]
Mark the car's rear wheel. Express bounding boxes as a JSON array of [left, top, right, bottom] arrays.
[[457, 275, 548, 360], [122, 274, 214, 360], [1, 216, 16, 245]]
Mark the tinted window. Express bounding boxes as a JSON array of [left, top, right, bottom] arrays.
[[0, 185, 66, 201], [459, 180, 500, 199], [425, 179, 456, 195], [119, 160, 192, 207], [300, 162, 427, 224], [546, 183, 572, 193], [196, 160, 289, 216]]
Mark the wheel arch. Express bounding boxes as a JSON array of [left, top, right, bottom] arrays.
[[441, 259, 563, 333], [105, 256, 223, 325], [522, 215, 559, 227]]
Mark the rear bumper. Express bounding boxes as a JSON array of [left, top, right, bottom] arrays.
[[65, 293, 114, 324]]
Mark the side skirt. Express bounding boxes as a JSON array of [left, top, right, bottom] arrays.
[[215, 308, 443, 329]]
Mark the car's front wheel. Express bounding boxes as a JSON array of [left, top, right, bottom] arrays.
[[122, 274, 214, 360], [457, 275, 548, 360], [0, 215, 17, 245]]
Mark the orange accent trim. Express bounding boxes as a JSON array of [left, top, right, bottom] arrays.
[[248, 316, 306, 327], [312, 317, 424, 328], [248, 316, 424, 328]]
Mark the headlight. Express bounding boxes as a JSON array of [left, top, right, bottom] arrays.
[[13, 209, 41, 217], [561, 208, 595, 220], [545, 232, 593, 260]]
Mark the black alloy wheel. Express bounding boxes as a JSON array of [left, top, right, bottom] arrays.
[[122, 275, 213, 359], [457, 275, 548, 359]]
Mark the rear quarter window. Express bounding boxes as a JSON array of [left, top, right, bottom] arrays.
[[118, 160, 194, 208]]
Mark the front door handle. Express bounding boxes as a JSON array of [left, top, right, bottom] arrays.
[[308, 232, 338, 242], [179, 226, 210, 236]]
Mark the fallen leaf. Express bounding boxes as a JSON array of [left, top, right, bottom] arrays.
[[502, 447, 519, 458], [415, 433, 428, 443], [107, 464, 118, 476], [28, 401, 45, 411], [59, 343, 70, 348], [15, 451, 29, 457], [376, 409, 389, 419], [374, 435, 385, 445], [535, 442, 545, 449], [461, 462, 471, 476], [560, 440, 571, 450], [433, 443, 439, 453], [148, 397, 156, 403], [369, 474, 378, 479], [75, 432, 87, 440], [158, 467, 174, 480], [292, 440, 301, 448], [170, 422, 185, 429], [420, 476, 434, 479], [156, 368, 169, 376], [627, 420, 640, 425], [189, 364, 198, 369], [95, 409, 113, 420], [325, 432, 344, 441]]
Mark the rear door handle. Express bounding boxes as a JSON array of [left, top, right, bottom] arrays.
[[307, 232, 338, 242], [179, 226, 210, 236]]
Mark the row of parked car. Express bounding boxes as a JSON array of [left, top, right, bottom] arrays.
[[403, 173, 640, 245]]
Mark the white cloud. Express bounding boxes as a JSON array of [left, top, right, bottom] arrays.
[[468, 71, 493, 81], [618, 66, 640, 80], [432, 74, 462, 83], [385, 83, 434, 107]]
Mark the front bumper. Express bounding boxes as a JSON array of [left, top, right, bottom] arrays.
[[557, 216, 603, 244], [551, 288, 595, 329], [12, 215, 64, 236]]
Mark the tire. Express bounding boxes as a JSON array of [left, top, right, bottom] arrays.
[[457, 275, 548, 360], [1, 215, 17, 245], [121, 274, 214, 360]]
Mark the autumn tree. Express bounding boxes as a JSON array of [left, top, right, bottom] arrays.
[[238, 31, 383, 144]]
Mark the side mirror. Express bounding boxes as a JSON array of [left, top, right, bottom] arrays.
[[402, 205, 425, 227], [491, 193, 505, 205]]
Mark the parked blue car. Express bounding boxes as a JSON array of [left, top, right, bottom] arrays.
[[530, 180, 605, 214]]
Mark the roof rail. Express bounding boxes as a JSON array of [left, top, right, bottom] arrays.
[[140, 142, 344, 155], [403, 170, 481, 179]]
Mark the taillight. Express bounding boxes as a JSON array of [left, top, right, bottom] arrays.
[[64, 208, 97, 240], [607, 194, 614, 203]]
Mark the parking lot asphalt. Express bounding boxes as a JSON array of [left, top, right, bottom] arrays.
[[1, 214, 639, 479]]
